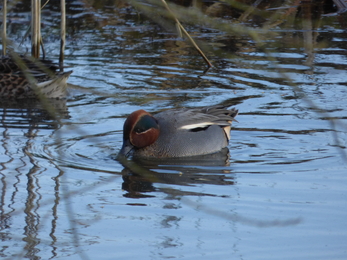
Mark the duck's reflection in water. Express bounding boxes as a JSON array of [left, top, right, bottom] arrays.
[[118, 148, 236, 198]]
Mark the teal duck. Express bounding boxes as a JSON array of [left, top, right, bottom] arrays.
[[119, 106, 238, 158], [0, 55, 72, 99]]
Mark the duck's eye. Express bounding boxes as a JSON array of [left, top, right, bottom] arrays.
[[134, 127, 145, 133]]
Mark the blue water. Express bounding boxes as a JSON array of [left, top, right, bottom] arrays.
[[1, 1, 347, 259]]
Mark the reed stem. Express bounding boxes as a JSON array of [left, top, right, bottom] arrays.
[[31, 0, 41, 58], [59, 0, 66, 69], [2, 0, 7, 56]]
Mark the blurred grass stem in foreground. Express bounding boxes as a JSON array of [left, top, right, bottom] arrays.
[[160, 0, 213, 67]]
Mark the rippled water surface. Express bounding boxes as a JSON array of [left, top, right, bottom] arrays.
[[1, 1, 347, 259]]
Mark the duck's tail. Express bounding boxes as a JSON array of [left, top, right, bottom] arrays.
[[36, 70, 73, 99]]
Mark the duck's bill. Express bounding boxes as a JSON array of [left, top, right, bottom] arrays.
[[118, 140, 134, 158]]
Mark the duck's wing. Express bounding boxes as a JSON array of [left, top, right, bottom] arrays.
[[157, 106, 238, 131], [0, 71, 72, 99], [203, 106, 239, 123]]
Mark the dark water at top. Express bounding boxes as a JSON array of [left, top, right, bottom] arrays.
[[1, 1, 347, 259]]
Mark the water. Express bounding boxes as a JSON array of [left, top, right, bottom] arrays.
[[1, 1, 347, 259]]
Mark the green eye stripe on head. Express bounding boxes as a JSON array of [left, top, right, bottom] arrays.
[[134, 115, 158, 133]]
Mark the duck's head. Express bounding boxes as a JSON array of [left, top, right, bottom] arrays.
[[119, 110, 160, 157]]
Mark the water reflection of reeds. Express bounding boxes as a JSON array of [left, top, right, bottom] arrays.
[[0, 99, 69, 130], [0, 97, 70, 258]]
